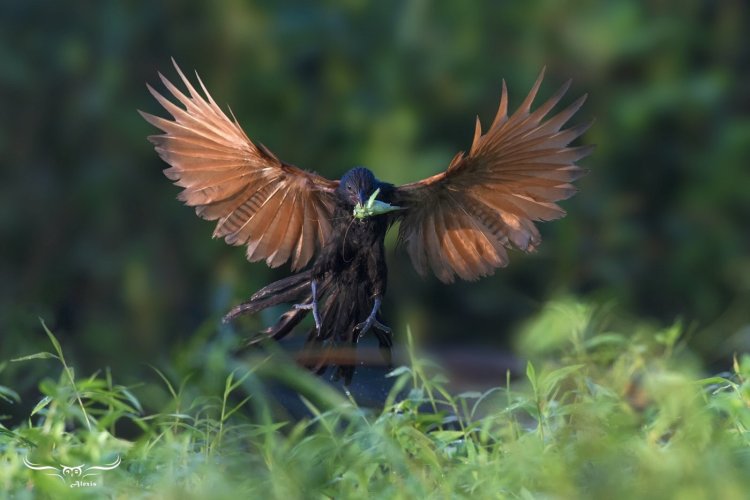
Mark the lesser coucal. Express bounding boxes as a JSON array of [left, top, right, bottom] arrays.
[[141, 61, 592, 382]]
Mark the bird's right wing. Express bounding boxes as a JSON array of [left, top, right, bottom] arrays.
[[393, 69, 592, 283], [140, 60, 338, 270]]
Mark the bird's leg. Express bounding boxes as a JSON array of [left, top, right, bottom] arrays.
[[355, 296, 391, 338], [293, 279, 322, 331]]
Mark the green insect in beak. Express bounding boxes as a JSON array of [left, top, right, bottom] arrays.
[[352, 188, 403, 219]]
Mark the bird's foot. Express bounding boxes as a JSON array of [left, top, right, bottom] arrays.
[[355, 317, 391, 338], [354, 296, 390, 338], [293, 280, 321, 330], [293, 301, 322, 330]]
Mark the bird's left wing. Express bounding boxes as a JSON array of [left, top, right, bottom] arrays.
[[393, 69, 592, 283], [140, 60, 338, 270]]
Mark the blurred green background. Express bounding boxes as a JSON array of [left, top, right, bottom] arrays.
[[2, 0, 748, 400]]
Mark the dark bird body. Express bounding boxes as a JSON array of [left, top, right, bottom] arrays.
[[222, 169, 397, 381], [141, 61, 592, 382]]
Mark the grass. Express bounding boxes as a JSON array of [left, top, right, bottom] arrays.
[[1, 301, 750, 499]]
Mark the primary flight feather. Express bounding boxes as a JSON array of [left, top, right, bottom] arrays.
[[142, 60, 592, 382]]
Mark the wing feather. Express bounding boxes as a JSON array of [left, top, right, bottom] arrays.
[[395, 70, 592, 282], [270, 190, 303, 267], [141, 60, 337, 270], [295, 195, 317, 269], [247, 186, 294, 267], [440, 209, 476, 280], [423, 211, 447, 282], [434, 204, 468, 279]]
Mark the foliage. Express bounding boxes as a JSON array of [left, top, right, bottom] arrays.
[[2, 304, 750, 499]]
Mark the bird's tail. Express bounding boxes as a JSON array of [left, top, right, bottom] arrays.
[[305, 280, 393, 384], [223, 270, 313, 344], [224, 270, 392, 383]]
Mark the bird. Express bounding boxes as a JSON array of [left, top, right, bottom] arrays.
[[141, 60, 592, 382]]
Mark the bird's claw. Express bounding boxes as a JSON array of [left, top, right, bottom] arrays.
[[294, 280, 322, 330], [355, 296, 390, 339], [355, 317, 391, 338], [294, 301, 322, 330]]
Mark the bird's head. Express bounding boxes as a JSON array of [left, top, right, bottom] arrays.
[[337, 167, 402, 219], [337, 167, 377, 206]]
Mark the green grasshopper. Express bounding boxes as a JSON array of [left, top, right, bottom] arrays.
[[352, 188, 403, 219]]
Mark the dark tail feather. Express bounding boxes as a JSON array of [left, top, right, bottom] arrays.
[[302, 285, 393, 385], [250, 270, 312, 301], [243, 305, 310, 347], [223, 272, 312, 323], [301, 286, 354, 379], [227, 270, 393, 385], [302, 287, 341, 374], [225, 270, 314, 349]]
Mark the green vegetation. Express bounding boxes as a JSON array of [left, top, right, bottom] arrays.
[[2, 303, 749, 499]]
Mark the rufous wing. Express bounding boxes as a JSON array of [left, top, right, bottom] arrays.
[[140, 60, 337, 270], [394, 68, 593, 283]]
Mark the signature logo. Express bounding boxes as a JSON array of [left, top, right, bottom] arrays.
[[23, 455, 121, 488]]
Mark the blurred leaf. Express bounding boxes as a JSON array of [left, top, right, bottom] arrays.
[[0, 386, 21, 404], [30, 396, 53, 416], [10, 352, 58, 362]]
